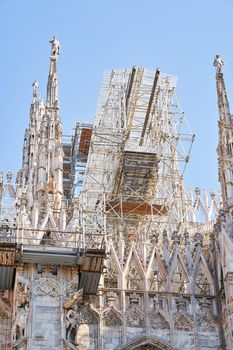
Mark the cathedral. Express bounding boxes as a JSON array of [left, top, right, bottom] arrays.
[[0, 38, 232, 350]]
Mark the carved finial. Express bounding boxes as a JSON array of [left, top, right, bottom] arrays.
[[176, 296, 187, 313], [210, 189, 216, 199], [6, 170, 12, 183], [129, 292, 139, 305], [106, 291, 117, 306], [195, 232, 203, 248], [162, 229, 168, 245], [195, 186, 201, 197], [172, 230, 180, 246], [184, 229, 190, 246], [213, 223, 221, 238], [199, 297, 212, 313], [162, 229, 169, 268], [209, 230, 215, 250], [49, 36, 60, 58], [213, 54, 224, 73], [32, 80, 39, 97], [151, 230, 159, 246]]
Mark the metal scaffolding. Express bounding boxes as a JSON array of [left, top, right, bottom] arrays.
[[75, 67, 196, 242]]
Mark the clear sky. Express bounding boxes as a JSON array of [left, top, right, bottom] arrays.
[[0, 0, 233, 191]]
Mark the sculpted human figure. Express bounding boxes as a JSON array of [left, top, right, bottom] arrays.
[[13, 274, 30, 341], [32, 80, 39, 95], [47, 173, 56, 195], [50, 36, 60, 58], [213, 54, 224, 73]]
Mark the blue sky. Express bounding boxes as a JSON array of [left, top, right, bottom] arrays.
[[0, 0, 233, 191]]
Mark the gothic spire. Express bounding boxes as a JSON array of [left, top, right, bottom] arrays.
[[214, 55, 233, 209], [214, 54, 231, 125], [36, 37, 63, 210], [46, 36, 60, 108]]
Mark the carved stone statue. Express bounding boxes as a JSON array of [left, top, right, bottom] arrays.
[[47, 173, 56, 195], [13, 273, 31, 342], [50, 36, 60, 58], [214, 54, 224, 73], [32, 80, 39, 96]]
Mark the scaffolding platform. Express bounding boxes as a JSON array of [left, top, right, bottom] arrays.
[[79, 248, 106, 295], [0, 230, 17, 289], [16, 245, 82, 266], [106, 201, 168, 216], [116, 151, 158, 198], [0, 228, 106, 294]]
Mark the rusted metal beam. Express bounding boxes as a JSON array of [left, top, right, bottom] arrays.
[[125, 66, 136, 111], [139, 68, 160, 146]]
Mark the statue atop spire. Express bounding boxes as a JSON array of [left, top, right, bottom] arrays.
[[213, 54, 224, 73], [50, 36, 60, 59], [32, 80, 39, 97], [46, 36, 60, 107]]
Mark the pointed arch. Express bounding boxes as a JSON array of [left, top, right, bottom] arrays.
[[124, 245, 145, 290], [146, 247, 167, 292], [194, 196, 209, 223], [102, 307, 123, 348], [40, 210, 57, 230], [197, 313, 218, 333], [67, 304, 99, 348], [104, 243, 122, 288], [174, 313, 194, 331], [208, 197, 219, 221], [103, 306, 122, 327], [169, 253, 189, 293], [149, 310, 170, 330], [196, 313, 220, 349], [126, 306, 146, 328], [119, 335, 175, 350], [193, 252, 214, 296]]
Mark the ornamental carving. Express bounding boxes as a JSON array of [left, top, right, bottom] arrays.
[[103, 309, 122, 327], [104, 259, 118, 288], [126, 261, 144, 290], [126, 309, 146, 328], [34, 277, 60, 297], [150, 312, 169, 330], [175, 314, 193, 331], [106, 291, 117, 307], [197, 314, 217, 333]]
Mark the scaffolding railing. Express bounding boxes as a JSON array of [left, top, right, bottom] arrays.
[[16, 227, 105, 250], [0, 228, 16, 244]]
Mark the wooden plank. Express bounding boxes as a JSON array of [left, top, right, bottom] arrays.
[[78, 128, 92, 156], [106, 201, 168, 216]]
